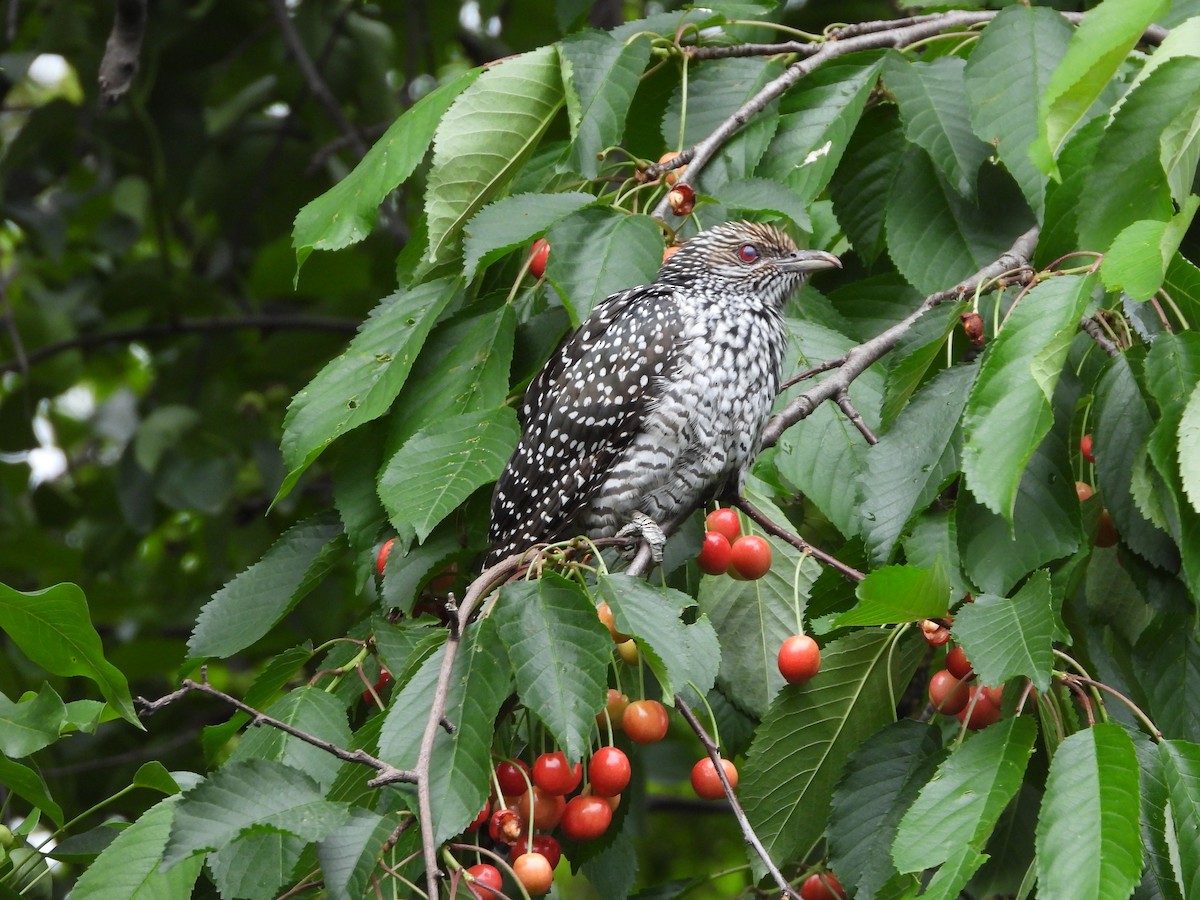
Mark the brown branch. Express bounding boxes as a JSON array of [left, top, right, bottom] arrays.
[[98, 0, 147, 107], [1079, 316, 1121, 357], [760, 225, 1040, 449], [136, 671, 417, 787], [0, 314, 358, 375], [674, 694, 802, 900]]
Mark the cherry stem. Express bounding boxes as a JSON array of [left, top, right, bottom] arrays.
[[1063, 674, 1163, 741], [446, 844, 525, 900]]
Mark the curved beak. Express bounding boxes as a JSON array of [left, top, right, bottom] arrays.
[[784, 249, 842, 273]]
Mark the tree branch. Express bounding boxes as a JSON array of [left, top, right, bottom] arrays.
[[734, 496, 865, 583]]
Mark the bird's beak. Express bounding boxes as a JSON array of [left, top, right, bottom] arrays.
[[784, 250, 842, 273]]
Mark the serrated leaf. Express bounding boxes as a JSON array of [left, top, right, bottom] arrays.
[[836, 564, 950, 627], [1160, 740, 1200, 897], [859, 364, 976, 564], [71, 797, 203, 900], [1078, 56, 1200, 251], [829, 105, 906, 264], [903, 509, 971, 601], [188, 514, 344, 659], [208, 830, 304, 900], [493, 575, 609, 760], [664, 57, 780, 170], [885, 149, 1033, 296], [887, 55, 990, 197], [1031, 0, 1171, 174], [893, 717, 1037, 872], [962, 273, 1094, 520], [952, 571, 1055, 693], [1135, 735, 1185, 900], [741, 629, 924, 876], [965, 6, 1072, 219], [1035, 724, 1142, 900], [0, 582, 138, 726], [292, 68, 479, 274], [463, 192, 595, 279], [318, 808, 406, 900], [1133, 613, 1200, 743], [377, 407, 519, 544], [227, 687, 351, 790], [828, 720, 944, 897], [1182, 383, 1200, 515], [560, 31, 652, 178], [377, 616, 509, 843], [424, 47, 564, 264], [278, 278, 461, 495], [597, 573, 719, 706], [706, 178, 811, 232], [163, 760, 349, 868], [0, 756, 63, 826], [0, 684, 66, 757], [697, 482, 821, 717], [1101, 196, 1200, 301], [920, 845, 989, 900], [544, 209, 664, 324]]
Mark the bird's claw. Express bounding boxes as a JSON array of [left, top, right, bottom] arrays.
[[616, 512, 665, 562]]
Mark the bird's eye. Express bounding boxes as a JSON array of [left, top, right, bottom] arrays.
[[737, 243, 759, 263]]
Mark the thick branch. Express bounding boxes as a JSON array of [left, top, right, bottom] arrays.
[[98, 0, 147, 107]]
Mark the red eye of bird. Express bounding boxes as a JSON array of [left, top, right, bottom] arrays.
[[737, 243, 759, 263]]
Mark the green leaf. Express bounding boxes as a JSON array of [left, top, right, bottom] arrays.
[[887, 55, 990, 197], [919, 845, 989, 900], [664, 56, 777, 151], [903, 509, 971, 601], [545, 209, 664, 324], [0, 582, 139, 726], [1133, 612, 1200, 743], [828, 720, 944, 897], [492, 575, 609, 761], [0, 756, 63, 826], [318, 809, 407, 900], [965, 6, 1072, 219], [952, 571, 1055, 693], [1160, 739, 1200, 897], [560, 31, 652, 178], [836, 564, 950, 627], [462, 192, 595, 280], [885, 149, 1033, 296], [424, 46, 564, 264], [163, 760, 349, 868], [1078, 56, 1200, 251], [1101, 196, 1200, 300], [278, 278, 461, 495], [1035, 724, 1142, 899], [1135, 736, 1185, 900], [377, 406, 520, 544], [962, 273, 1094, 520], [377, 616, 510, 843], [859, 364, 977, 564], [1037, 116, 1105, 267], [227, 687, 351, 790], [598, 573, 721, 707], [188, 513, 344, 659], [829, 105, 906, 264], [208, 830, 304, 900], [71, 797, 204, 900], [1182, 382, 1200, 515], [292, 68, 480, 274], [133, 761, 180, 796], [741, 628, 924, 876], [0, 684, 66, 757], [1031, 0, 1171, 174], [893, 717, 1036, 872], [698, 486, 822, 718], [705, 178, 811, 232]]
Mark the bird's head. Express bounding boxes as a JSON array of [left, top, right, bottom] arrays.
[[658, 221, 841, 305]]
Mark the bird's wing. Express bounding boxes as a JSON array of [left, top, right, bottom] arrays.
[[488, 284, 686, 561]]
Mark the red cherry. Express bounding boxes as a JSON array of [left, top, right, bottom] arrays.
[[512, 852, 554, 895], [621, 699, 669, 744], [1096, 509, 1118, 548], [1081, 433, 1095, 464], [800, 871, 846, 900], [960, 311, 985, 347], [729, 535, 772, 580], [495, 759, 531, 797], [588, 746, 631, 797], [691, 757, 738, 800], [515, 786, 566, 831], [596, 601, 630, 643], [928, 669, 970, 715], [1076, 481, 1095, 502], [467, 799, 490, 832], [705, 507, 741, 543], [920, 618, 952, 646], [529, 833, 561, 870], [979, 684, 1004, 707], [957, 687, 1001, 730], [560, 795, 612, 841], [667, 184, 695, 217], [945, 645, 973, 679], [596, 688, 630, 731], [696, 531, 733, 576], [487, 807, 525, 845], [532, 752, 583, 796], [361, 668, 392, 704], [529, 238, 550, 279], [657, 151, 686, 186], [777, 634, 821, 684], [464, 863, 502, 899], [375, 538, 394, 577]]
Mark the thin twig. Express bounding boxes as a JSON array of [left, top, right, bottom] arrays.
[[136, 671, 417, 786], [674, 695, 802, 900], [1079, 316, 1121, 357], [734, 496, 865, 582]]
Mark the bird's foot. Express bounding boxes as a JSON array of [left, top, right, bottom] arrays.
[[615, 511, 665, 562]]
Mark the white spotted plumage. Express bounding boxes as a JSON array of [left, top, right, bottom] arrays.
[[486, 221, 840, 566]]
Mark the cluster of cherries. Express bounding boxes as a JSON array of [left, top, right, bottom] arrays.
[[695, 507, 774, 580], [921, 618, 1006, 730], [1076, 433, 1117, 548]]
